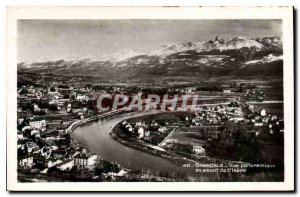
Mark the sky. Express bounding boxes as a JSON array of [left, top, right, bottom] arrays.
[[18, 19, 282, 62]]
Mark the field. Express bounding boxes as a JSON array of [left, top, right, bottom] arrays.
[[196, 91, 242, 104], [166, 129, 206, 146]]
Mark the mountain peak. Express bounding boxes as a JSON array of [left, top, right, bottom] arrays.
[[19, 36, 282, 65], [91, 49, 145, 62]]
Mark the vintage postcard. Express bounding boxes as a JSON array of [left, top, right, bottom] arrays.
[[7, 7, 294, 191]]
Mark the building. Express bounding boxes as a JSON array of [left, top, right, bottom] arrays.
[[158, 127, 168, 133], [33, 104, 41, 112], [26, 141, 39, 153], [67, 103, 72, 113], [223, 89, 231, 93], [193, 146, 205, 155], [18, 118, 24, 124], [57, 159, 74, 171], [192, 118, 202, 126], [18, 155, 34, 167], [30, 129, 40, 137], [76, 94, 87, 101], [254, 122, 264, 127], [73, 154, 98, 167], [137, 127, 145, 138], [260, 109, 267, 117], [124, 123, 133, 132], [29, 119, 46, 130]]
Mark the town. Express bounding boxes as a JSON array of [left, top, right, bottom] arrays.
[[17, 72, 284, 181]]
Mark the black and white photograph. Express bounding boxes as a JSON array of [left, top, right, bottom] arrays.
[[6, 6, 294, 191]]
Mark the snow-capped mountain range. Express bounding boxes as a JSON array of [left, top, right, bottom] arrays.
[[18, 36, 283, 79]]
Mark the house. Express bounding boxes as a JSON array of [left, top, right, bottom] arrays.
[[137, 127, 145, 138], [77, 112, 84, 120], [18, 155, 34, 167], [254, 122, 264, 127], [248, 105, 254, 110], [158, 127, 168, 133], [33, 104, 41, 112], [18, 118, 24, 124], [76, 94, 87, 101], [193, 146, 205, 155], [57, 159, 74, 171], [22, 125, 31, 132], [125, 124, 133, 132], [74, 154, 98, 167], [26, 141, 39, 153], [136, 121, 145, 127], [67, 103, 72, 113], [29, 119, 46, 130], [30, 129, 40, 137], [271, 115, 278, 121], [262, 116, 270, 123], [260, 109, 267, 117]]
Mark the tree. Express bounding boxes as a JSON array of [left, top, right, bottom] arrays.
[[95, 160, 120, 175]]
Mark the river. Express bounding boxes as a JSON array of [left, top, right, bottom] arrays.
[[71, 111, 196, 178]]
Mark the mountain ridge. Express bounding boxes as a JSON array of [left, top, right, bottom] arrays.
[[18, 36, 283, 80]]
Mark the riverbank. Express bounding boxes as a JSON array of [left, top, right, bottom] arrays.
[[71, 110, 284, 181], [109, 117, 228, 168], [109, 127, 196, 167], [67, 110, 191, 181]]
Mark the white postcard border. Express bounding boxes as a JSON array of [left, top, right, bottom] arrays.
[[6, 6, 294, 191]]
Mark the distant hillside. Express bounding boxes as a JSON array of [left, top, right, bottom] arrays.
[[18, 36, 283, 81]]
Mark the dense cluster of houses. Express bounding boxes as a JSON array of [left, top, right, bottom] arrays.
[[120, 119, 174, 145], [17, 83, 103, 174], [117, 98, 284, 159]]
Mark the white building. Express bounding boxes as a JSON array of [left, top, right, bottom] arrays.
[[193, 146, 205, 155], [255, 122, 264, 127], [26, 141, 39, 153], [30, 129, 40, 136], [57, 159, 74, 171], [260, 109, 267, 117], [18, 118, 24, 124], [76, 94, 87, 101], [33, 104, 41, 112], [73, 154, 98, 167], [137, 127, 145, 138], [125, 124, 133, 132], [19, 156, 34, 167], [158, 127, 167, 133], [29, 119, 46, 130]]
